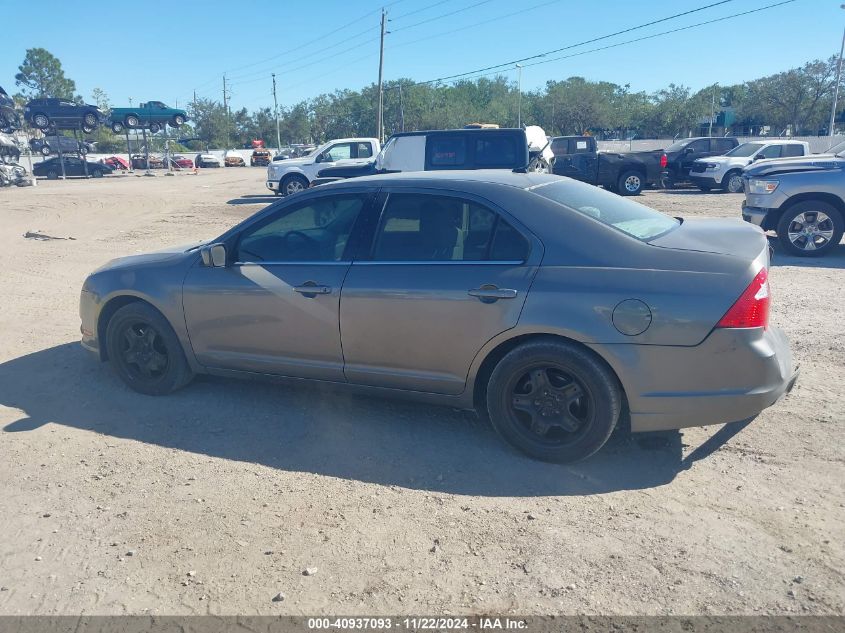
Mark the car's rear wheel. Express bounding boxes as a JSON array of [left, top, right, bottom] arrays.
[[777, 200, 844, 257], [91, 168, 103, 178], [723, 171, 744, 193], [149, 122, 162, 134], [111, 121, 124, 134], [33, 113, 50, 128], [486, 340, 621, 463], [82, 124, 95, 134], [125, 115, 140, 128], [105, 302, 193, 395], [617, 170, 643, 196], [282, 173, 308, 196], [83, 112, 98, 127], [79, 145, 88, 156], [40, 145, 51, 156]]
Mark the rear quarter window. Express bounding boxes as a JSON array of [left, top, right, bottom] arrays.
[[428, 137, 467, 166]]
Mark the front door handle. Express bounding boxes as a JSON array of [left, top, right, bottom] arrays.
[[468, 286, 518, 303], [293, 283, 332, 297]]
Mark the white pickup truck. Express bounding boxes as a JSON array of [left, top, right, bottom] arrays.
[[688, 139, 810, 193], [266, 137, 380, 196]]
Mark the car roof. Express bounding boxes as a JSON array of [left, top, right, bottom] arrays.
[[320, 169, 557, 190], [391, 128, 524, 139]]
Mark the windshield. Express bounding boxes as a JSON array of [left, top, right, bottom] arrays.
[[374, 137, 394, 170], [530, 180, 679, 241], [726, 142, 764, 157], [826, 139, 845, 155]]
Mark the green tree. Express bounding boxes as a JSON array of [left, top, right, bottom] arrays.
[[15, 48, 77, 99]]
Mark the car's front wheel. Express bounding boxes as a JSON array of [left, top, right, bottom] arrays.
[[91, 168, 103, 178], [149, 122, 162, 134], [486, 339, 622, 463], [40, 145, 51, 156], [105, 302, 193, 395], [46, 169, 59, 180], [617, 170, 643, 196], [83, 112, 98, 128], [172, 115, 185, 126], [33, 113, 50, 129], [777, 200, 844, 257], [282, 173, 308, 196], [111, 121, 124, 134]]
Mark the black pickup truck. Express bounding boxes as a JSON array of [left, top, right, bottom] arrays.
[[659, 136, 739, 188], [550, 136, 662, 195]]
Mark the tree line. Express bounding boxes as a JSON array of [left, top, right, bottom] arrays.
[[10, 47, 844, 152]]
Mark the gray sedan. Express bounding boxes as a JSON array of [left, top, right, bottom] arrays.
[[79, 171, 798, 462]]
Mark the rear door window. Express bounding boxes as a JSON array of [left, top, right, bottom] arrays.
[[783, 144, 805, 157], [428, 137, 466, 167], [475, 135, 518, 167], [355, 142, 373, 158], [372, 193, 528, 262], [757, 145, 783, 159]]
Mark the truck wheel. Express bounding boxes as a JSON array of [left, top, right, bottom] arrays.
[[282, 174, 308, 196], [82, 124, 95, 134], [149, 122, 162, 134], [723, 171, 744, 193], [40, 145, 51, 156], [777, 201, 843, 257], [111, 121, 124, 134], [171, 115, 185, 126], [125, 115, 140, 128], [83, 112, 98, 127], [617, 170, 643, 196]]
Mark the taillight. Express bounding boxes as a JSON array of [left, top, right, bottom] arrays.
[[660, 153, 668, 168], [716, 268, 770, 329]]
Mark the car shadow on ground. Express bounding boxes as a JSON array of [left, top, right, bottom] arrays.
[[769, 239, 845, 269], [0, 343, 748, 497], [227, 195, 278, 205], [652, 189, 738, 196]]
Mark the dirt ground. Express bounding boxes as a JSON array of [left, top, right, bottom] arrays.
[[0, 170, 842, 616]]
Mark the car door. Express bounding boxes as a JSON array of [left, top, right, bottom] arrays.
[[680, 139, 710, 175], [755, 144, 783, 161], [57, 99, 78, 126], [64, 157, 84, 176], [339, 189, 541, 395], [302, 142, 356, 180], [182, 191, 373, 379]]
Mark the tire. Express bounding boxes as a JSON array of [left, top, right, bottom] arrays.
[[105, 302, 193, 396], [125, 114, 140, 128], [40, 145, 51, 156], [33, 113, 50, 129], [83, 112, 98, 127], [82, 124, 95, 134], [661, 171, 676, 189], [722, 170, 744, 193], [47, 169, 59, 180], [79, 145, 88, 156], [617, 170, 643, 196], [485, 339, 622, 463], [172, 115, 185, 126], [281, 173, 308, 196], [776, 200, 844, 257], [111, 121, 124, 134], [149, 122, 162, 134], [91, 168, 103, 178]]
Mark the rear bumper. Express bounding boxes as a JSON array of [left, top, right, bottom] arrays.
[[589, 327, 798, 433]]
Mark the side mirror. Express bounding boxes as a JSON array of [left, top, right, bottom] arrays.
[[201, 243, 227, 267]]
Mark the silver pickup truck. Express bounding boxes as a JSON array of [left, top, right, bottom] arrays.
[[741, 140, 845, 257]]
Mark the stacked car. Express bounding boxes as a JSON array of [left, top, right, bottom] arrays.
[[108, 101, 188, 134]]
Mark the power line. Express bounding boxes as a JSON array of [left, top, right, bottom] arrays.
[[390, 0, 496, 32], [396, 0, 741, 87], [390, 0, 452, 22]]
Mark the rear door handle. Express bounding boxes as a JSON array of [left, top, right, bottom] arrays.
[[468, 286, 518, 302], [293, 283, 332, 296]]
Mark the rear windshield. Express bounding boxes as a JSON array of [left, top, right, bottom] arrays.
[[530, 181, 679, 241]]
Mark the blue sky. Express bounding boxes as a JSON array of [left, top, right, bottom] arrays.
[[1, 0, 838, 112]]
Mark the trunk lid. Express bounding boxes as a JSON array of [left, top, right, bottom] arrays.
[[649, 217, 768, 261]]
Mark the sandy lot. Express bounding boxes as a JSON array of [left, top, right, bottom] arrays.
[[0, 170, 842, 616]]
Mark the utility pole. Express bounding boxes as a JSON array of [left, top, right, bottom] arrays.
[[709, 84, 716, 138], [272, 73, 282, 152], [398, 82, 405, 132], [516, 63, 523, 127], [829, 10, 845, 144], [223, 74, 230, 149], [376, 8, 387, 142]]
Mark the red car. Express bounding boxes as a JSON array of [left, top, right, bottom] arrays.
[[171, 155, 194, 169], [101, 156, 129, 170]]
